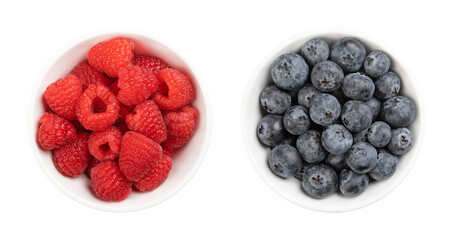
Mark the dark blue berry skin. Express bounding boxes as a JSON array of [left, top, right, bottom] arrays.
[[283, 105, 310, 135], [374, 72, 401, 100], [339, 169, 369, 197], [309, 94, 341, 126], [331, 87, 349, 105], [260, 85, 292, 114], [257, 115, 287, 146], [381, 96, 416, 127], [330, 37, 367, 72], [342, 72, 375, 101], [326, 153, 348, 172], [321, 124, 353, 154], [367, 121, 392, 148], [301, 38, 330, 66], [296, 130, 327, 163], [387, 128, 413, 155], [345, 142, 378, 174], [268, 144, 303, 178], [301, 164, 338, 199], [271, 53, 309, 91], [311, 61, 344, 92], [368, 149, 398, 181], [341, 100, 373, 132], [365, 97, 381, 120], [353, 129, 368, 143], [297, 83, 321, 108], [364, 50, 391, 78]]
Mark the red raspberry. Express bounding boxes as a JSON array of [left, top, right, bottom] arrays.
[[43, 74, 83, 120], [162, 146, 175, 157], [53, 131, 90, 177], [87, 38, 134, 78], [88, 126, 122, 161], [70, 60, 111, 90], [38, 113, 77, 150], [116, 104, 132, 123], [153, 68, 195, 111], [117, 65, 159, 106], [115, 122, 130, 135], [126, 100, 167, 143], [109, 80, 120, 95], [134, 154, 172, 192], [131, 55, 169, 75], [75, 84, 120, 131], [85, 156, 102, 178], [119, 131, 163, 182], [91, 161, 132, 201], [162, 106, 198, 149]]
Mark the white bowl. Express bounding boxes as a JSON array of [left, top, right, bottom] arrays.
[[28, 32, 212, 212], [242, 31, 423, 212]]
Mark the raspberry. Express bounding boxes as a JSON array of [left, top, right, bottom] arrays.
[[126, 100, 167, 143], [119, 131, 163, 182], [53, 131, 90, 177], [75, 84, 120, 131], [115, 122, 130, 135], [162, 106, 198, 149], [134, 155, 172, 192], [90, 161, 132, 201], [70, 60, 111, 90], [162, 146, 175, 157], [43, 74, 83, 120], [116, 104, 132, 123], [117, 65, 159, 106], [85, 157, 102, 178], [131, 55, 169, 75], [109, 80, 120, 95], [38, 113, 77, 150], [88, 38, 134, 77], [153, 69, 195, 111], [88, 126, 122, 161]]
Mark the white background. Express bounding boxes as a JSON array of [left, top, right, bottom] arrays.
[[0, 0, 451, 239]]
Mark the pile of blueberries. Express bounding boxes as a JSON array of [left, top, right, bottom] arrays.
[[257, 37, 416, 199]]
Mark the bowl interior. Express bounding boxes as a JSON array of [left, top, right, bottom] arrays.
[[242, 32, 421, 212], [29, 33, 210, 212]]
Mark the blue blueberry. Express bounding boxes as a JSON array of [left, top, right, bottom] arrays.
[[283, 105, 310, 135], [309, 94, 341, 126], [345, 142, 378, 174], [301, 38, 330, 66], [367, 121, 391, 148], [311, 60, 344, 92], [260, 85, 292, 114], [331, 87, 349, 105], [301, 164, 338, 199], [297, 83, 321, 108], [257, 115, 287, 146], [325, 153, 348, 172], [368, 149, 398, 181], [321, 124, 353, 154], [374, 72, 401, 100], [339, 169, 369, 197], [271, 53, 309, 90], [330, 37, 366, 72], [342, 72, 375, 101], [296, 130, 327, 163], [365, 97, 382, 120], [381, 96, 416, 127], [353, 129, 368, 143], [364, 50, 391, 78], [341, 100, 373, 132], [268, 144, 303, 178], [387, 128, 413, 155]]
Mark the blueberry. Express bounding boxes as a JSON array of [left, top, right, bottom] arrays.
[[271, 53, 309, 90], [301, 38, 330, 66], [345, 142, 378, 174], [268, 144, 303, 178], [325, 153, 348, 172], [321, 124, 353, 154], [331, 87, 349, 105], [342, 72, 375, 101], [283, 105, 310, 135], [310, 94, 341, 126], [339, 169, 369, 197], [311, 60, 344, 92], [257, 115, 287, 146], [374, 72, 401, 100], [260, 85, 292, 114], [387, 128, 413, 155], [341, 100, 373, 132], [364, 50, 391, 78], [365, 97, 382, 120], [301, 164, 338, 199], [367, 121, 391, 148], [368, 149, 398, 181], [297, 83, 321, 108], [381, 96, 416, 127], [296, 130, 327, 163], [352, 129, 368, 143], [330, 37, 367, 72]]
